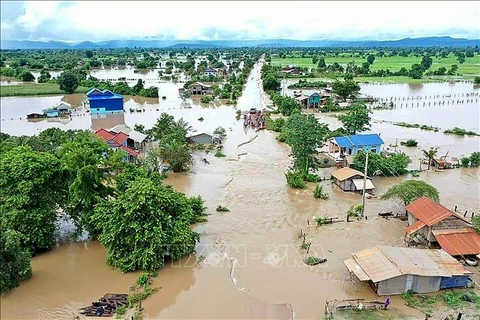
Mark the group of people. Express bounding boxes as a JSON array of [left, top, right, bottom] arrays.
[[243, 109, 266, 130]]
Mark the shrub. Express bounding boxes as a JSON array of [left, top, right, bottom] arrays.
[[461, 157, 471, 167], [200, 95, 214, 103], [347, 204, 363, 218], [313, 184, 329, 200], [216, 205, 230, 212], [444, 127, 478, 136], [470, 152, 480, 167], [266, 117, 286, 132], [285, 170, 306, 189], [401, 139, 418, 147]]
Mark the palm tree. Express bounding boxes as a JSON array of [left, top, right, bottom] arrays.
[[422, 147, 439, 170]]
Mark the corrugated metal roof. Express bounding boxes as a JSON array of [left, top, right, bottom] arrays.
[[112, 132, 129, 145], [333, 134, 384, 148], [405, 220, 426, 234], [352, 179, 375, 190], [348, 246, 470, 283], [405, 197, 454, 226], [331, 167, 363, 181], [344, 258, 371, 281], [351, 247, 402, 283], [95, 128, 116, 141], [434, 230, 480, 256]]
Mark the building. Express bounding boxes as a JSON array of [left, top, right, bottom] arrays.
[[331, 167, 375, 193], [95, 128, 139, 162], [344, 245, 472, 296], [55, 101, 72, 115], [308, 92, 321, 108], [108, 124, 147, 151], [45, 108, 59, 118], [329, 134, 384, 160], [431, 158, 453, 169], [203, 69, 217, 77], [87, 88, 124, 114], [405, 197, 480, 256], [186, 132, 213, 144], [294, 94, 309, 107], [190, 82, 213, 95]]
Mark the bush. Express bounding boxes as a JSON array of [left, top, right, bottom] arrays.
[[200, 95, 214, 103], [470, 151, 480, 167], [461, 157, 471, 167], [474, 76, 480, 84], [216, 205, 230, 212], [313, 184, 329, 199], [347, 204, 363, 218], [266, 117, 286, 132], [401, 139, 418, 147], [443, 127, 478, 136], [285, 170, 306, 189]]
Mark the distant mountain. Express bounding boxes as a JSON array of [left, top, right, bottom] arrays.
[[1, 37, 478, 50]]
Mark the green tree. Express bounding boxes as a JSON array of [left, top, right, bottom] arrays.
[[338, 102, 372, 135], [58, 70, 79, 94], [37, 70, 51, 83], [422, 147, 439, 170], [312, 56, 319, 65], [263, 74, 281, 91], [21, 71, 35, 82], [282, 114, 329, 175], [317, 57, 326, 69], [409, 64, 424, 79], [0, 228, 32, 293], [474, 76, 480, 84], [352, 151, 410, 176], [57, 133, 124, 234], [85, 50, 94, 58], [421, 55, 433, 70], [132, 79, 144, 94], [332, 79, 360, 101], [381, 180, 439, 206], [457, 53, 466, 64], [367, 54, 375, 65], [91, 176, 200, 272], [470, 152, 480, 167], [447, 64, 458, 75], [159, 137, 191, 172], [0, 146, 62, 253]]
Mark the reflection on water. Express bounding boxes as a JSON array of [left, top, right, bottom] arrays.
[[1, 64, 479, 320]]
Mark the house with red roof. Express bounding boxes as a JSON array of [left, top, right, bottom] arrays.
[[95, 128, 140, 162], [405, 197, 480, 257]]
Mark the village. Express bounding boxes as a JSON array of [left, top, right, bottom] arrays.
[[1, 26, 480, 320]]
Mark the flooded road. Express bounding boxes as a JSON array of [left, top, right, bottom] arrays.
[[1, 63, 480, 319]]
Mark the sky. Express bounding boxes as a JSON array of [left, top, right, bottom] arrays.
[[1, 1, 479, 42]]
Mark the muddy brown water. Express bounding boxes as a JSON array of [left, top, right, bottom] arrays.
[[1, 63, 480, 319]]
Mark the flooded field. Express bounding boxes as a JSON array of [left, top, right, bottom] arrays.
[[1, 62, 480, 319]]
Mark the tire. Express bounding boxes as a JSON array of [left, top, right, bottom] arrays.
[[465, 257, 478, 267]]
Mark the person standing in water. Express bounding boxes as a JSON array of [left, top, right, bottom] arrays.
[[384, 297, 391, 310]]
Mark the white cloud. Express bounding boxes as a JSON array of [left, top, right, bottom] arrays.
[[3, 1, 480, 41]]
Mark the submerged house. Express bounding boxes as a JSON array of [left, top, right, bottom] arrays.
[[95, 128, 139, 162], [331, 167, 375, 193], [203, 69, 217, 77], [294, 94, 309, 107], [87, 88, 124, 114], [329, 133, 384, 160], [186, 132, 214, 144], [405, 197, 480, 256], [56, 101, 72, 115], [190, 82, 213, 95], [344, 245, 472, 296]]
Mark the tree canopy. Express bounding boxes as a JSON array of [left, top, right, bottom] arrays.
[[58, 70, 79, 94], [352, 151, 411, 177], [338, 102, 372, 135], [0, 228, 32, 294], [92, 176, 201, 272], [332, 79, 360, 101], [381, 180, 439, 206]]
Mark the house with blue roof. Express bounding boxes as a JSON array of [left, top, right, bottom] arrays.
[[329, 133, 384, 159], [87, 88, 124, 114]]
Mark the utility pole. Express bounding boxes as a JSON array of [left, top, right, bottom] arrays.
[[394, 138, 398, 153], [361, 148, 369, 219]]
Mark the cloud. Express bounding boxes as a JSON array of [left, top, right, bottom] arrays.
[[1, 1, 479, 41]]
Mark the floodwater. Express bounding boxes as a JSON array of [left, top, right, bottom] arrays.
[[1, 62, 480, 320]]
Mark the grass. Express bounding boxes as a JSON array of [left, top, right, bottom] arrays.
[[402, 290, 480, 315], [272, 54, 480, 75], [0, 82, 89, 97]]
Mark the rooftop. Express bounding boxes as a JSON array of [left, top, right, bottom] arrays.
[[344, 245, 472, 283], [433, 229, 480, 256], [333, 134, 384, 148], [331, 167, 364, 181], [406, 197, 455, 226], [87, 88, 123, 100]]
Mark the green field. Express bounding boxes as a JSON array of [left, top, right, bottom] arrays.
[[271, 54, 480, 79], [0, 83, 89, 97]]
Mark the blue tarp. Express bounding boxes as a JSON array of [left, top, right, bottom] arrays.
[[440, 276, 468, 289], [333, 134, 384, 148]]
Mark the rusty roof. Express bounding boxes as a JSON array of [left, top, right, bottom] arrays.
[[346, 245, 470, 283], [405, 197, 454, 226], [434, 230, 480, 256], [405, 220, 426, 235], [331, 167, 364, 181]]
